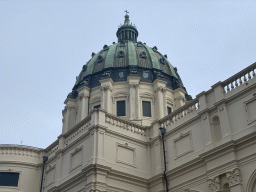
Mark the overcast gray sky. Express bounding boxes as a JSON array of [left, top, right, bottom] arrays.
[[1, 0, 256, 148]]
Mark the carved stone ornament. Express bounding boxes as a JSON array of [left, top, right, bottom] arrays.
[[226, 168, 241, 187], [91, 52, 96, 57], [103, 44, 109, 51], [140, 51, 147, 59], [82, 65, 87, 71], [130, 69, 137, 74], [152, 46, 158, 52], [164, 54, 168, 58], [137, 41, 143, 47], [117, 51, 125, 58], [160, 57, 165, 65], [154, 71, 163, 78], [97, 55, 104, 63], [208, 176, 221, 192], [101, 71, 111, 77]]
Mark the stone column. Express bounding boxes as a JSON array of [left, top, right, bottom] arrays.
[[135, 84, 141, 119], [129, 84, 136, 119], [163, 88, 167, 116], [100, 86, 106, 110], [105, 86, 112, 113], [65, 106, 71, 132], [226, 168, 243, 192], [100, 85, 112, 113], [155, 87, 164, 119], [62, 107, 67, 133], [79, 93, 89, 120]]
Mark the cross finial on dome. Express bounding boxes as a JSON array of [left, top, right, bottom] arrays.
[[125, 10, 129, 15]]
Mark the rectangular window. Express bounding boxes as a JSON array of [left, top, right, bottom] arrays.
[[94, 105, 101, 109], [0, 172, 19, 187], [167, 107, 172, 115], [117, 100, 126, 116], [142, 101, 151, 117]]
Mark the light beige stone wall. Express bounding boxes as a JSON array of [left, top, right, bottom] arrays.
[[0, 145, 43, 192]]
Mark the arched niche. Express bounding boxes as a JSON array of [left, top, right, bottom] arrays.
[[223, 183, 231, 192], [246, 169, 256, 192], [211, 116, 222, 142]]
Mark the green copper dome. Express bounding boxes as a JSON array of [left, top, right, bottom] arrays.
[[69, 13, 190, 100]]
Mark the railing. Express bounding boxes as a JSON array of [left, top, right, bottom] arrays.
[[158, 98, 200, 128], [64, 115, 91, 146], [223, 62, 256, 93], [105, 112, 147, 136]]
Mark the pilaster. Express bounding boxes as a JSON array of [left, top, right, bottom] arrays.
[[153, 79, 167, 120], [99, 78, 113, 113], [127, 76, 141, 120], [78, 88, 90, 120]]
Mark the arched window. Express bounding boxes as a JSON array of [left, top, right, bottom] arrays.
[[211, 116, 222, 142]]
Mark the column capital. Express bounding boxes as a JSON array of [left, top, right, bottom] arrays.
[[101, 85, 112, 91], [226, 168, 241, 187], [129, 83, 139, 89], [208, 176, 221, 192], [66, 105, 76, 110], [79, 93, 89, 99]]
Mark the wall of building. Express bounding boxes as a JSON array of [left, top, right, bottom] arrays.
[[0, 145, 43, 192]]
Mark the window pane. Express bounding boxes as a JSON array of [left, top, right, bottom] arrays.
[[94, 105, 101, 109], [142, 101, 151, 117], [117, 101, 126, 116], [167, 107, 172, 115], [0, 172, 19, 187]]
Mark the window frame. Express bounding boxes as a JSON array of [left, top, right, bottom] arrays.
[[140, 92, 154, 119], [0, 171, 21, 188], [116, 100, 126, 117], [112, 91, 129, 118], [142, 100, 152, 117]]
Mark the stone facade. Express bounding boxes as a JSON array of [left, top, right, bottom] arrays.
[[0, 63, 256, 192]]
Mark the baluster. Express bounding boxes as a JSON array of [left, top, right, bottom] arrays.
[[226, 84, 230, 92], [243, 74, 247, 82], [230, 81, 234, 90], [248, 71, 252, 80], [239, 76, 242, 85], [235, 79, 238, 87], [181, 111, 184, 118], [252, 69, 256, 77]]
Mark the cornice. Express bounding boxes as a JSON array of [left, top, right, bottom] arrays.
[[0, 161, 42, 168]]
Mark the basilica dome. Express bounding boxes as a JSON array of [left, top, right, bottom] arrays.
[[68, 14, 190, 100]]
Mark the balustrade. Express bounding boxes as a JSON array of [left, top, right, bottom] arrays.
[[159, 98, 200, 128], [105, 113, 147, 136], [223, 62, 256, 93]]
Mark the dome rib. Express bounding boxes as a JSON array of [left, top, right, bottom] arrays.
[[143, 45, 160, 70], [85, 51, 101, 76], [127, 41, 137, 66], [104, 44, 117, 69]]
